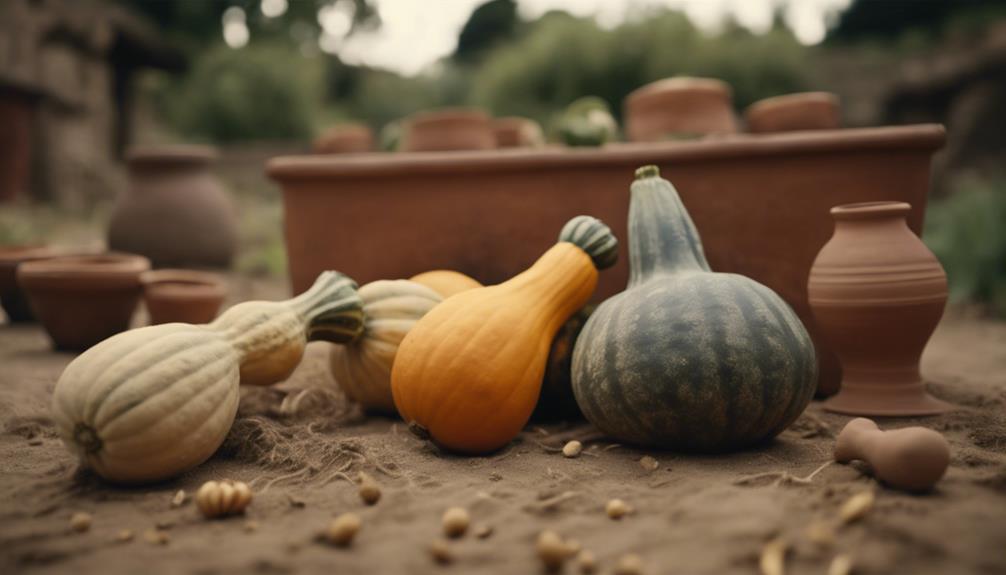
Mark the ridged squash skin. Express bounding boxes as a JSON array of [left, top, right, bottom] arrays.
[[330, 280, 442, 413], [571, 167, 817, 452], [409, 270, 482, 298], [392, 216, 618, 454], [50, 272, 364, 484]]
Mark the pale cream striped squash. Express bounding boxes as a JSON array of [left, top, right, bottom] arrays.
[[50, 272, 364, 484]]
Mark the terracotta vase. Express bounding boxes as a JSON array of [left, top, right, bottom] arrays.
[[0, 245, 61, 323], [809, 201, 953, 416], [493, 117, 545, 148], [746, 92, 841, 133], [17, 253, 150, 351], [624, 77, 738, 142], [313, 123, 375, 154], [402, 108, 496, 152], [108, 146, 237, 268], [141, 269, 227, 325], [268, 124, 945, 396]]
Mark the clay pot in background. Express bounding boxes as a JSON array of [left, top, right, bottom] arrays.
[[313, 123, 375, 154], [108, 146, 237, 268], [493, 117, 545, 148], [17, 253, 150, 351], [624, 77, 738, 142], [402, 108, 496, 152], [0, 245, 61, 323], [746, 92, 841, 133], [141, 269, 227, 325], [809, 201, 953, 416]]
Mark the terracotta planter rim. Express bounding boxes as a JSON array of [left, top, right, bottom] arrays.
[[746, 91, 840, 114], [141, 269, 226, 297], [18, 253, 151, 285], [0, 244, 59, 264], [407, 107, 491, 125], [127, 145, 218, 165], [267, 124, 946, 181], [626, 77, 733, 105], [831, 201, 912, 220]]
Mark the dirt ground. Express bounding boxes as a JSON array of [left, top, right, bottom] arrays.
[[1, 279, 1004, 575]]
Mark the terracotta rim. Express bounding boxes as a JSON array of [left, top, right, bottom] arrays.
[[127, 145, 218, 166], [830, 201, 912, 220], [141, 269, 226, 298], [18, 253, 151, 286], [407, 107, 491, 126], [0, 245, 61, 264], [626, 77, 733, 105], [746, 92, 839, 114], [267, 124, 946, 181]]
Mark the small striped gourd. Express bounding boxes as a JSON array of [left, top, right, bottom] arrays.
[[391, 216, 618, 454], [50, 272, 364, 484], [571, 166, 817, 452]]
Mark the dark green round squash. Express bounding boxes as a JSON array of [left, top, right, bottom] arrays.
[[532, 305, 594, 421], [571, 165, 817, 452]]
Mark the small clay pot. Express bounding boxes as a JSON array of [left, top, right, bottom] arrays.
[[493, 117, 545, 148], [0, 245, 61, 323], [624, 77, 738, 142], [402, 108, 496, 152], [746, 92, 841, 133], [18, 253, 150, 351], [809, 201, 953, 416], [313, 123, 375, 154], [141, 269, 227, 325], [835, 417, 950, 492]]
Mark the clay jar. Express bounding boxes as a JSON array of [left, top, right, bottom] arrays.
[[746, 92, 841, 133], [313, 123, 375, 154], [809, 201, 953, 416], [108, 146, 237, 268], [402, 108, 496, 152], [493, 117, 545, 148], [0, 245, 61, 322], [141, 269, 227, 325], [624, 77, 738, 142], [17, 253, 150, 350]]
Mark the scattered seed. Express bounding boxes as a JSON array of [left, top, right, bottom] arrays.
[[639, 456, 659, 471], [170, 489, 187, 508], [325, 513, 361, 547], [155, 520, 175, 531], [196, 480, 253, 519], [839, 491, 875, 524], [474, 524, 494, 539], [536, 530, 568, 572], [828, 554, 854, 575], [244, 520, 259, 533], [759, 537, 788, 575], [563, 440, 583, 458], [565, 538, 582, 555], [614, 553, 644, 575], [442, 507, 470, 538], [115, 529, 134, 543], [144, 529, 170, 545], [358, 471, 382, 505], [577, 550, 598, 574], [70, 512, 92, 533], [805, 520, 836, 546], [606, 498, 632, 520], [430, 539, 453, 564]]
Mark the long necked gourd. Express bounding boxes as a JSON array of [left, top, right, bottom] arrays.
[[391, 216, 618, 454], [51, 272, 364, 484], [571, 166, 817, 452]]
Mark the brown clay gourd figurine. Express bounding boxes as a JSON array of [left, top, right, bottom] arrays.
[[50, 272, 364, 484], [571, 166, 817, 452], [808, 201, 953, 416], [835, 418, 950, 492], [391, 216, 618, 454]]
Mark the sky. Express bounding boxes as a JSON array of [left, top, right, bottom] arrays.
[[239, 0, 853, 76]]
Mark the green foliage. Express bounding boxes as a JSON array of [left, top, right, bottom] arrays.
[[455, 0, 520, 64], [159, 42, 325, 143], [828, 0, 1006, 43], [925, 179, 1006, 317]]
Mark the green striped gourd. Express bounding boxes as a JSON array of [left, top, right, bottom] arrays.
[[571, 166, 817, 451], [51, 272, 364, 484]]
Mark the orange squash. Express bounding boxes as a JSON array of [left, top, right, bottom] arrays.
[[391, 216, 617, 453], [409, 270, 482, 298]]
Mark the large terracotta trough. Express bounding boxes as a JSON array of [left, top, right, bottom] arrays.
[[267, 124, 946, 395]]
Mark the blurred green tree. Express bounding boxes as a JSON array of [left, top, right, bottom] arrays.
[[828, 0, 1006, 42], [454, 0, 520, 64]]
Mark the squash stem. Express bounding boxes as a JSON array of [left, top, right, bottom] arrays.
[[73, 423, 102, 454], [291, 272, 366, 344]]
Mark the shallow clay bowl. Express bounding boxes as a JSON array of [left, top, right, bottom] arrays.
[[493, 117, 545, 148], [745, 92, 841, 133], [0, 245, 62, 323], [313, 123, 375, 154], [403, 108, 496, 152], [141, 269, 227, 325], [624, 77, 738, 141], [17, 253, 150, 351]]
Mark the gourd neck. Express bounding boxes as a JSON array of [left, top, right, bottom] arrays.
[[511, 243, 598, 332], [628, 165, 710, 287], [290, 271, 365, 344]]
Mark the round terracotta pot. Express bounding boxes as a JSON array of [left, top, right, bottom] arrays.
[[808, 201, 953, 416], [746, 92, 841, 133], [0, 245, 62, 323], [624, 77, 738, 142], [17, 253, 150, 351], [108, 145, 238, 268], [141, 269, 227, 325], [493, 117, 545, 148], [313, 123, 375, 154], [402, 108, 496, 152]]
